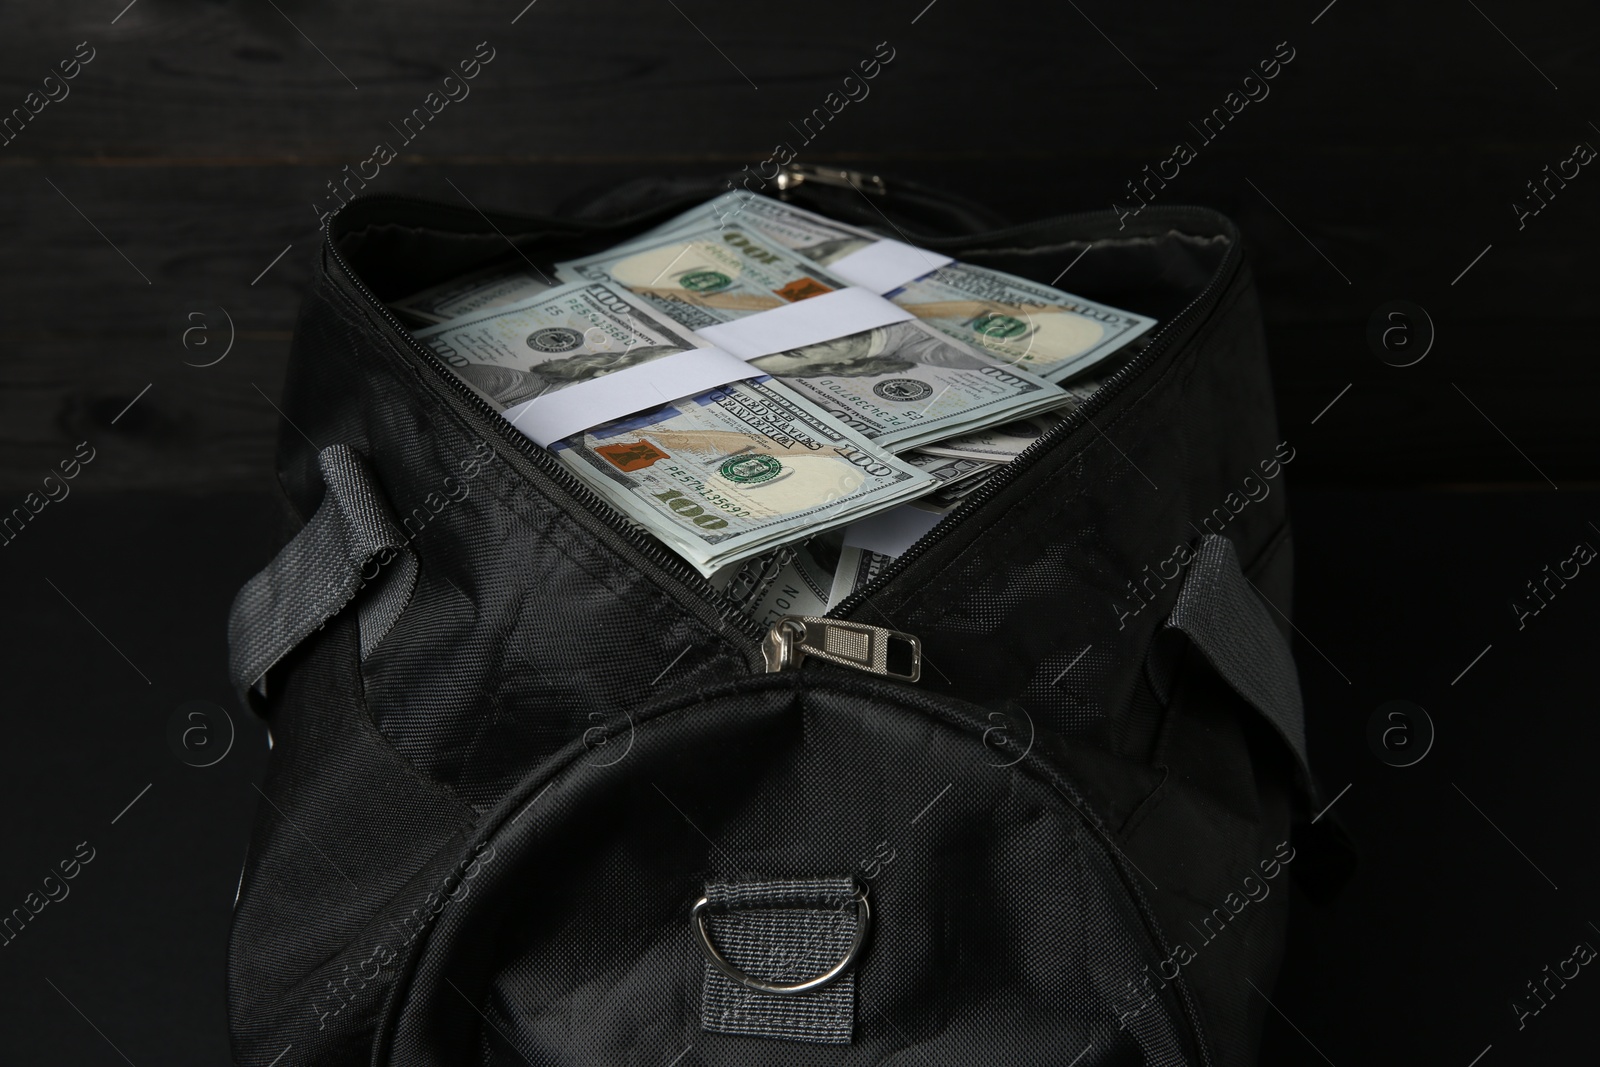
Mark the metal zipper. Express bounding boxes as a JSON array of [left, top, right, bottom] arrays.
[[773, 163, 888, 197], [762, 615, 921, 682], [321, 198, 770, 650], [827, 206, 1242, 621]]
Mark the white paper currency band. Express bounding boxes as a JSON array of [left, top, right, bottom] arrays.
[[504, 346, 758, 447], [694, 286, 914, 361], [824, 240, 953, 295], [507, 288, 911, 445]]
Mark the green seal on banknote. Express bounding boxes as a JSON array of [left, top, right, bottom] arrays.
[[970, 313, 1028, 340], [526, 327, 584, 352], [679, 270, 733, 293], [719, 454, 783, 484]]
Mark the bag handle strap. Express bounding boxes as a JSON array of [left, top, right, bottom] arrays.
[[1164, 535, 1360, 896], [1163, 534, 1310, 793], [227, 444, 417, 707]]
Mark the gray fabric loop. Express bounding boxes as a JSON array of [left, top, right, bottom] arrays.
[[705, 876, 856, 911], [227, 444, 416, 705], [699, 876, 860, 1045], [1165, 534, 1310, 788]]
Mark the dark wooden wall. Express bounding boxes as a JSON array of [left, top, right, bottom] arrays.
[[2, 0, 1596, 492]]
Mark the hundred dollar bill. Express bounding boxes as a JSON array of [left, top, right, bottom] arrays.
[[827, 544, 895, 608], [916, 413, 1065, 463], [557, 223, 1071, 451], [413, 278, 936, 576], [557, 224, 819, 328], [747, 319, 1069, 452], [558, 383, 934, 575], [884, 263, 1155, 384], [714, 533, 843, 627], [647, 191, 1156, 383], [392, 263, 553, 325], [411, 278, 725, 411], [921, 465, 1001, 510], [906, 450, 1002, 486]]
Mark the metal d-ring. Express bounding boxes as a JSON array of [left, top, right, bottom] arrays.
[[691, 888, 870, 995]]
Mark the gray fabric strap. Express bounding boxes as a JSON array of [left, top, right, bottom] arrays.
[[1165, 534, 1309, 785], [700, 877, 859, 1044], [226, 444, 417, 704]]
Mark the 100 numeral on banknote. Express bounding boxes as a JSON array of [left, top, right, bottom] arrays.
[[557, 380, 933, 574], [414, 277, 935, 575]]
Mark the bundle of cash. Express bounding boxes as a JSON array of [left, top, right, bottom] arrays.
[[556, 221, 1070, 451], [390, 192, 1158, 605], [413, 279, 935, 576], [647, 191, 1157, 383], [906, 450, 1003, 488], [714, 533, 844, 628], [917, 413, 1064, 462], [784, 415, 1096, 610], [713, 444, 1014, 622]]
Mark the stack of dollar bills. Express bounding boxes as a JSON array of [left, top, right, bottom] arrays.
[[395, 191, 1154, 609]]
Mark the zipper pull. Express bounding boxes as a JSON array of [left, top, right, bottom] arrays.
[[773, 164, 888, 197], [762, 616, 921, 682]]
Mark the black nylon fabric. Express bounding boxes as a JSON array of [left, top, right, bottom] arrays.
[[228, 175, 1310, 1067], [274, 254, 759, 809], [378, 678, 1203, 1067], [227, 613, 476, 1065]]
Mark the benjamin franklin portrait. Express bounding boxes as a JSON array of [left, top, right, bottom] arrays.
[[457, 342, 683, 408], [750, 320, 991, 378]]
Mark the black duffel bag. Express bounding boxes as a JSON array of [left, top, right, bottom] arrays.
[[225, 170, 1321, 1066]]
